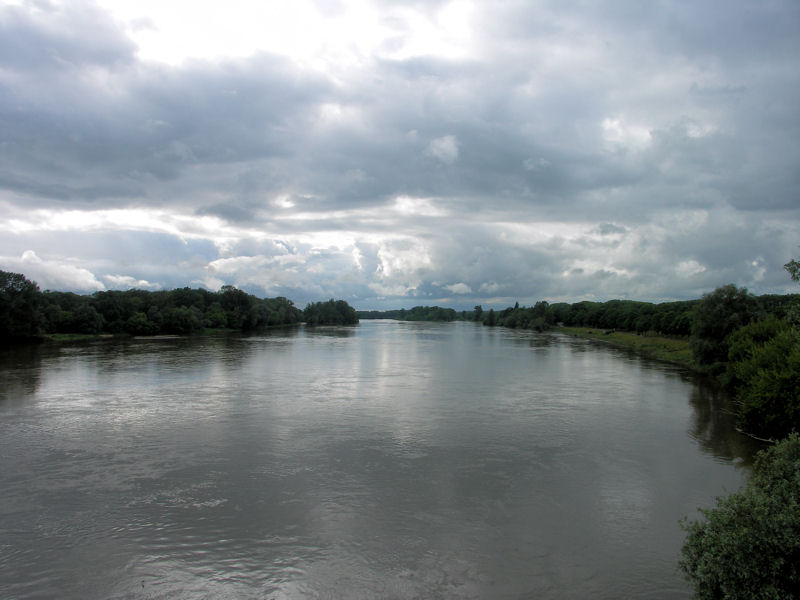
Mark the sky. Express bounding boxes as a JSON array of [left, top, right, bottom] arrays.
[[1, 0, 799, 310]]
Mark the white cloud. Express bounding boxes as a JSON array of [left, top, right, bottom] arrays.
[[601, 117, 652, 149], [425, 136, 459, 165], [444, 282, 472, 294], [675, 260, 706, 278], [1, 251, 105, 292], [105, 274, 161, 290], [0, 0, 799, 309], [392, 196, 448, 217]]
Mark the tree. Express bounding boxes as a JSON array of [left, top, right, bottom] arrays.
[[304, 299, 358, 325], [785, 252, 800, 327], [690, 284, 761, 372], [786, 256, 800, 282], [0, 270, 42, 341], [125, 312, 158, 336], [734, 328, 800, 439], [680, 434, 800, 599]]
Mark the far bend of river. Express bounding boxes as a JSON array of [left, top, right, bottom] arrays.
[[0, 321, 762, 599]]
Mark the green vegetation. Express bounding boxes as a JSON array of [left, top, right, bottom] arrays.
[[475, 297, 705, 336], [725, 318, 799, 440], [304, 299, 359, 325], [683, 257, 799, 441], [0, 271, 42, 341], [0, 270, 361, 343], [690, 284, 762, 374], [558, 327, 695, 367], [679, 255, 800, 599], [358, 305, 458, 321], [680, 434, 800, 599]]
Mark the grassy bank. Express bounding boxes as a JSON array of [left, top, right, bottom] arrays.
[[555, 326, 696, 369]]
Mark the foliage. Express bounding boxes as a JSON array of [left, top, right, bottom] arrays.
[[358, 306, 458, 321], [718, 253, 800, 439], [482, 300, 553, 331], [680, 434, 800, 599], [725, 319, 800, 440], [304, 299, 358, 325], [725, 317, 791, 389], [0, 270, 42, 341], [785, 256, 800, 327], [1, 270, 304, 341], [786, 257, 800, 283], [690, 284, 761, 373], [357, 292, 796, 338], [559, 326, 695, 367]]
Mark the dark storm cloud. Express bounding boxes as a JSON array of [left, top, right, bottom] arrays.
[[0, 1, 136, 70], [0, 0, 798, 304], [0, 2, 332, 209]]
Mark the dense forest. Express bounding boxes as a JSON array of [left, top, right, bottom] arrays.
[[0, 271, 358, 340]]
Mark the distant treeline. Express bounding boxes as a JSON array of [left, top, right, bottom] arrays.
[[361, 295, 799, 336], [358, 306, 459, 322], [0, 270, 357, 341]]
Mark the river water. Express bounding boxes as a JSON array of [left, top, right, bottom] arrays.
[[0, 321, 760, 599]]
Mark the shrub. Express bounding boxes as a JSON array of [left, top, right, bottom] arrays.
[[680, 434, 800, 599]]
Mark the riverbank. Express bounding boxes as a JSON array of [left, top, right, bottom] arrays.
[[555, 326, 697, 370], [37, 326, 293, 344]]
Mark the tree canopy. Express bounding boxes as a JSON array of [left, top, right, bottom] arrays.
[[690, 284, 762, 373], [304, 299, 359, 325], [0, 271, 42, 340], [680, 434, 800, 599], [0, 271, 306, 343]]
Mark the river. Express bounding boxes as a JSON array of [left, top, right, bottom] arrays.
[[0, 320, 760, 599]]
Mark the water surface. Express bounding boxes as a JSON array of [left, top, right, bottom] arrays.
[[0, 321, 759, 599]]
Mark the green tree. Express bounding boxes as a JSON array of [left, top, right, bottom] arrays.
[[124, 312, 158, 335], [785, 253, 800, 327], [732, 326, 800, 440], [690, 284, 761, 372], [73, 304, 104, 334], [786, 256, 800, 282], [162, 306, 203, 334], [203, 302, 228, 329], [0, 271, 42, 341], [304, 299, 358, 325], [680, 434, 800, 599], [473, 305, 483, 321]]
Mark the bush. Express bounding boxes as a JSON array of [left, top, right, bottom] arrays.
[[680, 434, 800, 599], [735, 329, 800, 440], [724, 318, 800, 440]]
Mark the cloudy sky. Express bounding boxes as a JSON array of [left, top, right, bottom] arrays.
[[1, 0, 799, 309]]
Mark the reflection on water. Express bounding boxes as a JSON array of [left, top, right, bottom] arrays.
[[0, 322, 756, 599], [687, 383, 765, 464]]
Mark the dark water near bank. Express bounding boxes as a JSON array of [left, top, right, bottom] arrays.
[[0, 321, 760, 599]]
